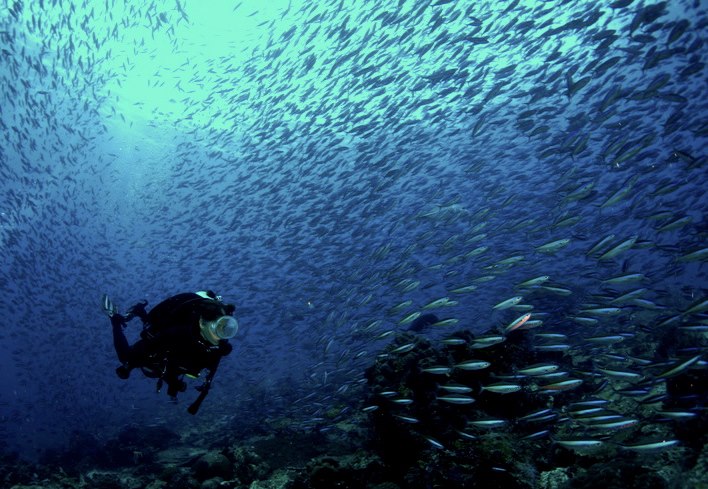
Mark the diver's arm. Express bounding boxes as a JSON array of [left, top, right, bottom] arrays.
[[143, 322, 193, 349], [217, 340, 232, 356], [187, 349, 224, 415]]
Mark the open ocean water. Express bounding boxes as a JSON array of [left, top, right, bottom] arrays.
[[0, 0, 706, 488]]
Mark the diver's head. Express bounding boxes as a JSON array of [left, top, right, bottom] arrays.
[[200, 315, 239, 345]]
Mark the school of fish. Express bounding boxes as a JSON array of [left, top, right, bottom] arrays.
[[0, 0, 705, 462]]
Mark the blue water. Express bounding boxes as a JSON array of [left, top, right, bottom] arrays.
[[0, 0, 705, 472]]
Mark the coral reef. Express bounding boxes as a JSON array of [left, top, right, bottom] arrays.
[[2, 328, 705, 489]]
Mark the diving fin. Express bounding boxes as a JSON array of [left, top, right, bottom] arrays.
[[101, 293, 117, 318]]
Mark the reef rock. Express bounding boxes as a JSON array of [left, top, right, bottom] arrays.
[[192, 451, 234, 482]]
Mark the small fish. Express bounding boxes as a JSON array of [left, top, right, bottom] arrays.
[[473, 275, 497, 283], [578, 415, 625, 424], [393, 415, 420, 423], [657, 354, 702, 378], [362, 405, 379, 412], [394, 279, 417, 291], [533, 344, 571, 352], [578, 307, 623, 316], [539, 379, 583, 391], [391, 343, 416, 354], [493, 373, 528, 381], [456, 430, 478, 440], [555, 439, 605, 450], [656, 216, 692, 232], [455, 360, 491, 371], [603, 354, 630, 363], [375, 330, 395, 340], [361, 320, 383, 332], [627, 354, 652, 363], [516, 276, 550, 288], [569, 407, 605, 416], [521, 430, 551, 440], [400, 280, 421, 293], [683, 298, 708, 316], [632, 298, 663, 310], [389, 300, 413, 315], [539, 286, 573, 296], [585, 335, 625, 345], [602, 273, 646, 284], [535, 371, 569, 380], [493, 296, 523, 310], [610, 288, 648, 304], [678, 325, 708, 333], [600, 175, 639, 208], [519, 408, 554, 421], [638, 394, 668, 405], [399, 311, 422, 325], [677, 247, 708, 263], [470, 335, 506, 349], [598, 236, 638, 260], [437, 395, 476, 404], [464, 246, 488, 258], [569, 399, 609, 408], [596, 367, 643, 380], [564, 182, 595, 202], [391, 398, 414, 405], [656, 315, 682, 327], [616, 387, 650, 397], [534, 333, 568, 340], [521, 319, 543, 329], [568, 316, 599, 325], [450, 285, 478, 294], [441, 337, 466, 345], [481, 382, 522, 394], [425, 437, 444, 449], [656, 410, 697, 420], [421, 366, 452, 375], [468, 418, 507, 428], [518, 363, 558, 376], [587, 234, 616, 256], [667, 19, 690, 45], [588, 418, 639, 430], [423, 297, 458, 310], [619, 440, 680, 451], [439, 384, 473, 393], [472, 334, 505, 344], [430, 318, 460, 327], [536, 238, 570, 254], [553, 214, 582, 228], [505, 313, 532, 333], [496, 255, 524, 265]]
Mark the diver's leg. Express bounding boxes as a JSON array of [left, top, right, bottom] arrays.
[[164, 370, 187, 399], [113, 331, 156, 379], [111, 315, 132, 364], [112, 316, 136, 380]]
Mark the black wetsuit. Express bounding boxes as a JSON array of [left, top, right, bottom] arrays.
[[112, 292, 233, 399]]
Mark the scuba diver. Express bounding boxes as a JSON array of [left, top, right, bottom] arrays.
[[101, 290, 238, 415]]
